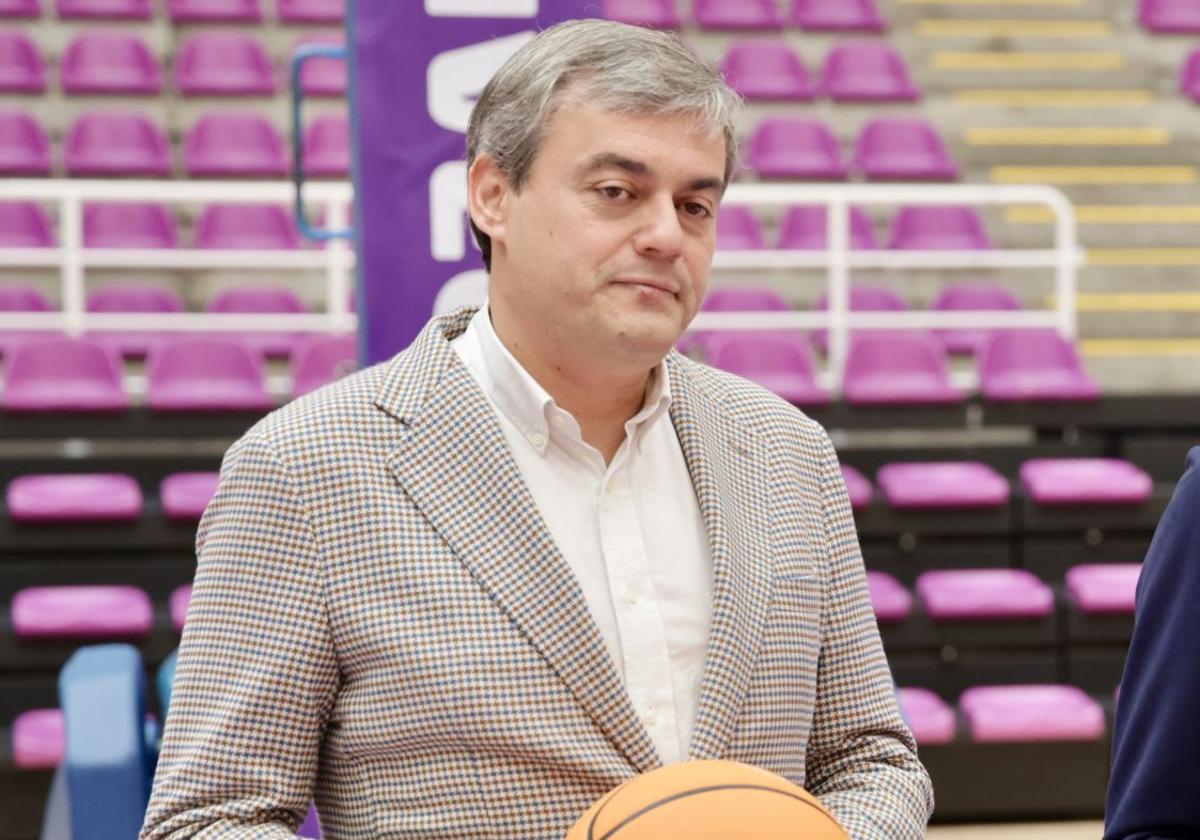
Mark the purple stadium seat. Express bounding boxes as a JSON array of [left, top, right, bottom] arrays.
[[877, 462, 1010, 510], [603, 0, 679, 27], [11, 585, 153, 639], [896, 688, 956, 746], [146, 337, 273, 411], [0, 110, 50, 175], [706, 332, 830, 406], [169, 583, 191, 631], [56, 0, 151, 19], [295, 35, 346, 96], [715, 206, 765, 250], [820, 41, 917, 102], [60, 32, 160, 95], [0, 0, 40, 18], [978, 329, 1101, 402], [1140, 0, 1200, 32], [1019, 458, 1153, 506], [194, 204, 301, 250], [175, 33, 275, 96], [64, 111, 170, 177], [959, 685, 1106, 742], [931, 284, 1022, 355], [777, 205, 877, 250], [840, 463, 873, 510], [794, 0, 884, 31], [888, 205, 990, 250], [704, 287, 789, 312], [1065, 563, 1140, 615], [277, 0, 343, 23], [168, 0, 260, 23], [2, 337, 129, 411], [160, 471, 218, 521], [0, 284, 54, 355], [84, 202, 178, 249], [1181, 47, 1200, 100], [0, 30, 45, 92], [693, 0, 781, 29], [291, 333, 356, 397], [916, 569, 1054, 621], [719, 40, 814, 101], [7, 473, 142, 522], [0, 202, 53, 246], [747, 118, 847, 180], [11, 709, 64, 769], [184, 113, 287, 177], [843, 331, 963, 406], [87, 283, 185, 357], [811, 284, 908, 352], [866, 571, 911, 622], [208, 286, 308, 357], [303, 113, 349, 177], [853, 118, 958, 181]]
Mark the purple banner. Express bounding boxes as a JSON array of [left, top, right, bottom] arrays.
[[353, 0, 597, 363]]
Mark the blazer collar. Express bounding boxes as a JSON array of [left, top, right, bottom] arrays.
[[376, 307, 661, 773], [375, 310, 776, 767]]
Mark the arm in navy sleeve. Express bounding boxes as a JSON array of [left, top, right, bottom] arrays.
[[1104, 446, 1200, 840]]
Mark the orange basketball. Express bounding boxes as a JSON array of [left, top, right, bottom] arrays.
[[566, 759, 849, 840]]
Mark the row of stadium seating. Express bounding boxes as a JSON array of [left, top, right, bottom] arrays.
[[0, 0, 342, 23], [0, 29, 346, 96], [0, 109, 348, 177], [715, 204, 992, 251]]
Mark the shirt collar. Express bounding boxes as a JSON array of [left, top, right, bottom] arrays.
[[460, 304, 672, 457]]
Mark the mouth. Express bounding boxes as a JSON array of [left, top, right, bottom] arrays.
[[613, 277, 681, 299]]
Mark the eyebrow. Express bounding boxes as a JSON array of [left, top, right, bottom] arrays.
[[582, 152, 724, 193]]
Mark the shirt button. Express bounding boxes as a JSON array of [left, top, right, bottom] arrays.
[[529, 432, 545, 448], [624, 590, 638, 605], [644, 708, 658, 726]]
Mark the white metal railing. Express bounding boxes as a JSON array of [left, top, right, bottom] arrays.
[[0, 179, 356, 336], [697, 183, 1083, 396]]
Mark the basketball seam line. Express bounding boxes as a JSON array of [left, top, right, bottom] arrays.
[[589, 783, 834, 840]]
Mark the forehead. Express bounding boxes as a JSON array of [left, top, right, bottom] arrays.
[[536, 101, 726, 184]]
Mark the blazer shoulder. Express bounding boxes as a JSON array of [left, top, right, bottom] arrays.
[[670, 352, 830, 446]]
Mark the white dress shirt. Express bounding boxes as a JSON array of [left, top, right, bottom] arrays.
[[450, 306, 713, 764]]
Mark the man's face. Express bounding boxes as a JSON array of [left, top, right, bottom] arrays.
[[482, 101, 726, 368]]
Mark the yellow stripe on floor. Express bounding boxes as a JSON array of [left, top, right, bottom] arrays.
[[1080, 338, 1200, 356], [917, 19, 1113, 38], [1010, 205, 1200, 224], [967, 127, 1169, 146], [956, 89, 1153, 106], [932, 51, 1125, 70], [990, 166, 1195, 184], [1087, 248, 1200, 266], [1051, 292, 1200, 311]]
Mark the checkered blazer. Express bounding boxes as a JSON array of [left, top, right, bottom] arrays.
[[140, 308, 933, 840]]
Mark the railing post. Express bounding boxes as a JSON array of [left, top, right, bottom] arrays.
[[324, 198, 353, 333], [61, 192, 85, 338], [1051, 193, 1079, 340], [826, 197, 850, 398]]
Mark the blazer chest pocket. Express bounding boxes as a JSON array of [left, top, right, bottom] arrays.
[[771, 571, 822, 619]]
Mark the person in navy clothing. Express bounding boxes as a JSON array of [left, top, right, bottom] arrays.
[[1104, 446, 1200, 840]]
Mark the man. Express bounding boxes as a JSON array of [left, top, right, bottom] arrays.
[[141, 19, 932, 839], [1104, 447, 1200, 840]]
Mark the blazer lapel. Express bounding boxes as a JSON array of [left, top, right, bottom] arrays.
[[374, 311, 661, 774], [667, 356, 775, 761]]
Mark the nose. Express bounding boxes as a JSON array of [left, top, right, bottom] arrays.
[[631, 193, 684, 262]]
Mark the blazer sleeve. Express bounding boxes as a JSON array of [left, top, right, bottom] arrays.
[[1103, 447, 1200, 840], [139, 432, 340, 839], [802, 429, 934, 840]]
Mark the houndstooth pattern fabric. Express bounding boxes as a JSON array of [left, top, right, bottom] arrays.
[[140, 308, 933, 840]]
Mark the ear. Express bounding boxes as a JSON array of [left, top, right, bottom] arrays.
[[467, 154, 510, 246]]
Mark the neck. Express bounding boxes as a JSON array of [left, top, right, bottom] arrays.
[[488, 308, 655, 464]]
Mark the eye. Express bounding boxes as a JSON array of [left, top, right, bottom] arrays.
[[682, 201, 713, 219], [599, 185, 632, 200]]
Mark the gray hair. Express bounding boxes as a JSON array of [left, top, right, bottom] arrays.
[[465, 18, 742, 270]]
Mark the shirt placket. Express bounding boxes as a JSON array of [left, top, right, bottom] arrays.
[[596, 461, 680, 764]]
